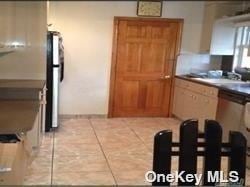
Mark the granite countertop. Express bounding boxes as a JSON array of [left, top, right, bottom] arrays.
[[0, 100, 40, 134], [0, 79, 46, 100], [219, 83, 250, 96], [175, 75, 250, 97]]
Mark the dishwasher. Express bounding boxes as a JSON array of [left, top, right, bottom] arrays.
[[216, 90, 250, 168]]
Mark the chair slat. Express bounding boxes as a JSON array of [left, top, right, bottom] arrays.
[[228, 131, 247, 185], [203, 120, 222, 186], [178, 119, 198, 186], [153, 130, 172, 186]]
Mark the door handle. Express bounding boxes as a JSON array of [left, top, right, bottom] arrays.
[[0, 167, 11, 173], [160, 75, 171, 80]]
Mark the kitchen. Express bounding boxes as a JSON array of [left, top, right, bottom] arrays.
[[0, 1, 249, 185]]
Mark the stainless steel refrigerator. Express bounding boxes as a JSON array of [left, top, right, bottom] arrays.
[[46, 31, 64, 132]]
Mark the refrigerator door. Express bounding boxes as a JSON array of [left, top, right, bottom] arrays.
[[52, 34, 60, 128], [52, 66, 60, 128], [45, 33, 53, 132]]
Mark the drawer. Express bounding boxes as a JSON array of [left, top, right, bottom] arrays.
[[175, 78, 191, 88], [188, 81, 218, 98], [175, 78, 218, 98], [175, 78, 184, 87]]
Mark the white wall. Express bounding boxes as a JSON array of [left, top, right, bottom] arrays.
[[0, 2, 47, 79], [49, 1, 205, 115]]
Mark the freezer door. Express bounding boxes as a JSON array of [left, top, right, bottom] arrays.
[[53, 35, 60, 66], [52, 66, 60, 128]]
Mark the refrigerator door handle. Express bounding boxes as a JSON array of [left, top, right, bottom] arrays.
[[60, 62, 64, 82]]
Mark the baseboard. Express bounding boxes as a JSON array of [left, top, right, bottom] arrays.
[[59, 114, 107, 119]]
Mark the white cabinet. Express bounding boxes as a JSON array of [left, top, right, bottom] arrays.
[[196, 93, 218, 130], [0, 2, 27, 47], [210, 19, 236, 55], [0, 2, 46, 48], [172, 78, 218, 131], [0, 2, 14, 46], [26, 86, 46, 154], [200, 3, 218, 53], [200, 1, 243, 53], [26, 112, 40, 152]]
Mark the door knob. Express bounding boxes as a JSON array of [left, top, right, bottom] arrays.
[[165, 75, 171, 79], [160, 75, 171, 80]]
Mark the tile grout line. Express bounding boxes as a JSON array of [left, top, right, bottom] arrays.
[[124, 119, 153, 154], [88, 118, 118, 186], [50, 131, 55, 186]]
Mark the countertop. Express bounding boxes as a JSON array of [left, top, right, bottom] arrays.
[[175, 75, 250, 97], [0, 79, 45, 90], [0, 79, 46, 100]]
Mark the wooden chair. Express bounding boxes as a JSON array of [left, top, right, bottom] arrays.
[[152, 119, 247, 186]]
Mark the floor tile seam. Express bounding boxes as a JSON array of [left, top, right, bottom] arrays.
[[123, 119, 153, 154], [88, 118, 118, 186], [51, 131, 55, 186]]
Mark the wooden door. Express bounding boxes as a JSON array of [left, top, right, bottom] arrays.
[[109, 17, 183, 117]]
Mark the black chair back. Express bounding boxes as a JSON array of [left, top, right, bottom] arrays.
[[153, 119, 247, 186]]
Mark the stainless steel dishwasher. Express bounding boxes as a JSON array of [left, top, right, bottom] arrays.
[[216, 90, 250, 168]]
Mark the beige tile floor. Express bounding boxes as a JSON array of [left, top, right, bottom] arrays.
[[24, 117, 250, 185]]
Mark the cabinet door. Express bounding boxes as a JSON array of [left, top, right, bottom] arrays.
[[173, 82, 218, 131], [205, 97, 218, 119], [26, 100, 43, 153], [0, 2, 46, 47], [182, 90, 197, 120], [174, 88, 200, 121], [198, 95, 218, 131], [0, 2, 15, 45], [173, 86, 185, 119], [210, 20, 236, 55], [200, 3, 217, 52], [200, 2, 243, 53], [26, 113, 39, 151]]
